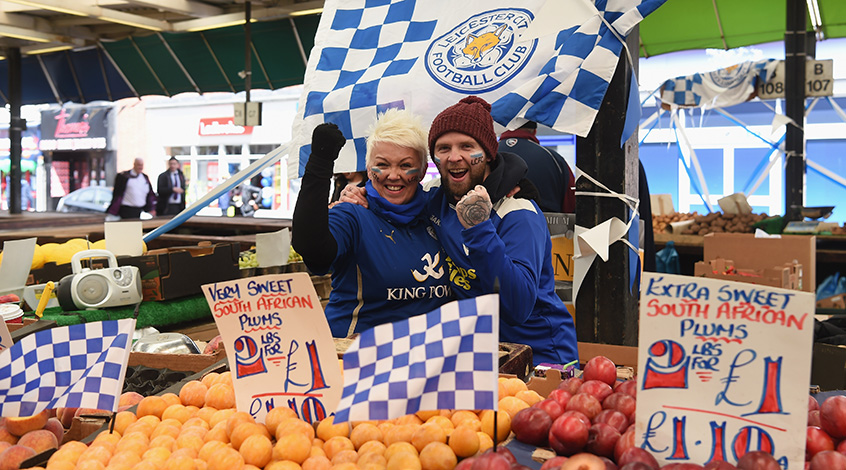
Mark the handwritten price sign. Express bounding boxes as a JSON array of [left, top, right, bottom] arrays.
[[202, 273, 342, 424], [636, 273, 814, 469]]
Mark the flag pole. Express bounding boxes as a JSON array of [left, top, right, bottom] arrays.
[[492, 278, 500, 452]]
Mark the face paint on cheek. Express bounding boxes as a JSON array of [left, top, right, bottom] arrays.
[[405, 168, 422, 183], [469, 152, 484, 166], [432, 156, 441, 165], [368, 167, 385, 183]]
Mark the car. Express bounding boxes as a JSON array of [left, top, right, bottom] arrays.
[[56, 186, 114, 213]]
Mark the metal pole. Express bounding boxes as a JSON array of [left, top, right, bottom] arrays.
[[784, 0, 806, 220], [244, 1, 252, 101], [574, 35, 640, 346], [8, 47, 23, 214]]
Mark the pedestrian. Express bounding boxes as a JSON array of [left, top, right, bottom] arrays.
[[156, 156, 187, 216], [498, 121, 576, 213], [107, 158, 155, 219]]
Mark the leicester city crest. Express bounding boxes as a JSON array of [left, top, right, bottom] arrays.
[[425, 9, 537, 93]]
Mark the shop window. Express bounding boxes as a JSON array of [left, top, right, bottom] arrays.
[[225, 145, 243, 156], [167, 146, 191, 156], [249, 144, 278, 155], [196, 146, 219, 155]]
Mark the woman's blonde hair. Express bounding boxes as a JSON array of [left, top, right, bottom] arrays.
[[365, 108, 429, 173]]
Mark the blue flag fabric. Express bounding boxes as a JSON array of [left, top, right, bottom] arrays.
[[289, 0, 667, 178], [333, 295, 499, 423], [0, 318, 135, 417], [660, 59, 778, 108]]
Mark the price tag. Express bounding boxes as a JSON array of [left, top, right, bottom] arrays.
[[202, 273, 342, 424], [757, 59, 833, 99], [636, 273, 815, 468]]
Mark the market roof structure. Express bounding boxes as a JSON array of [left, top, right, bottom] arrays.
[[0, 0, 844, 105]]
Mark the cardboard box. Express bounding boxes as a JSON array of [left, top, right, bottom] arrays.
[[128, 348, 227, 373], [526, 342, 639, 397], [811, 342, 846, 391], [118, 242, 240, 301], [702, 233, 815, 293], [817, 294, 846, 310], [694, 257, 802, 290], [578, 341, 638, 372]]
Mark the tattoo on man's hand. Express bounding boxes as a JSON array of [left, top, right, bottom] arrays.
[[457, 194, 491, 227]]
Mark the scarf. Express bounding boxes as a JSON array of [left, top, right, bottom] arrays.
[[366, 180, 426, 225]]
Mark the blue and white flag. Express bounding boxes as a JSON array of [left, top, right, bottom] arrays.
[[0, 318, 135, 417], [333, 295, 499, 423], [289, 0, 667, 178], [660, 59, 778, 109]]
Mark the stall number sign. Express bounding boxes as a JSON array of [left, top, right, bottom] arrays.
[[757, 59, 833, 99], [636, 273, 814, 469], [202, 273, 342, 424]]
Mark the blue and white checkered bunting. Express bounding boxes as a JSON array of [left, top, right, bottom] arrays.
[[288, 0, 667, 179], [0, 319, 135, 417], [660, 59, 778, 108], [333, 295, 499, 423]]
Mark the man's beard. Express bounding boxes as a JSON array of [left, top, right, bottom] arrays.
[[441, 166, 485, 203]]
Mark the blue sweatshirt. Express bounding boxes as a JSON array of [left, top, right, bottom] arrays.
[[315, 192, 453, 338], [425, 154, 578, 365]]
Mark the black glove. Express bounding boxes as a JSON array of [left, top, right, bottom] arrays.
[[311, 123, 347, 162]]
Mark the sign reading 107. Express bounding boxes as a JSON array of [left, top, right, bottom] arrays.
[[757, 59, 833, 99]]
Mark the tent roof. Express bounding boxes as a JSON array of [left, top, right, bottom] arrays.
[[639, 0, 846, 57], [0, 0, 843, 105]]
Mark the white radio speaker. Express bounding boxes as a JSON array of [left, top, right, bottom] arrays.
[[56, 249, 142, 311]]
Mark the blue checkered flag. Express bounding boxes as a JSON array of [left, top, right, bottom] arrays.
[[0, 318, 135, 417], [333, 295, 499, 423], [660, 59, 778, 108], [288, 0, 667, 179]]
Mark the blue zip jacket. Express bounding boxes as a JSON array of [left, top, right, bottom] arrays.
[[425, 153, 578, 365], [314, 190, 452, 338]]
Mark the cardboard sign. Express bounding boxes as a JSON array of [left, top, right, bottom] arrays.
[[0, 238, 36, 296], [202, 273, 342, 424], [546, 213, 575, 283], [636, 273, 814, 469]]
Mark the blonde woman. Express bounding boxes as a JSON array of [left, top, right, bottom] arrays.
[[292, 109, 452, 338]]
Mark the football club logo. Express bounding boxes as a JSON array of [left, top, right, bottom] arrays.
[[425, 9, 536, 93]]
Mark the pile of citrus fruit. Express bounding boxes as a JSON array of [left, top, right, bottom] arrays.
[[29, 372, 540, 470]]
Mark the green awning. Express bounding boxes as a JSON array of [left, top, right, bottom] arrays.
[[100, 16, 320, 97], [640, 0, 846, 57]]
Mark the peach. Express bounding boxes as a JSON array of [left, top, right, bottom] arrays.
[[136, 396, 168, 419], [179, 381, 209, 408], [0, 441, 12, 454], [224, 412, 255, 438], [204, 383, 236, 410], [118, 392, 144, 410], [17, 429, 59, 453], [43, 417, 64, 446], [0, 426, 18, 445], [5, 410, 50, 437], [238, 434, 272, 468], [229, 423, 269, 450], [0, 445, 37, 470]]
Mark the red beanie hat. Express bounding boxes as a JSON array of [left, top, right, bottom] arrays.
[[429, 96, 498, 162]]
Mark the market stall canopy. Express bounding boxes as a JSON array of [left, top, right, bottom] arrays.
[[0, 0, 844, 105], [639, 0, 846, 57]]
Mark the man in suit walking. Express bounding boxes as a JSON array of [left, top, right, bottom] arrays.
[[156, 156, 187, 216]]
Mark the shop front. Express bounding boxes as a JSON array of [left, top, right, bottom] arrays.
[[39, 106, 116, 211], [0, 129, 41, 211], [144, 91, 300, 218]]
